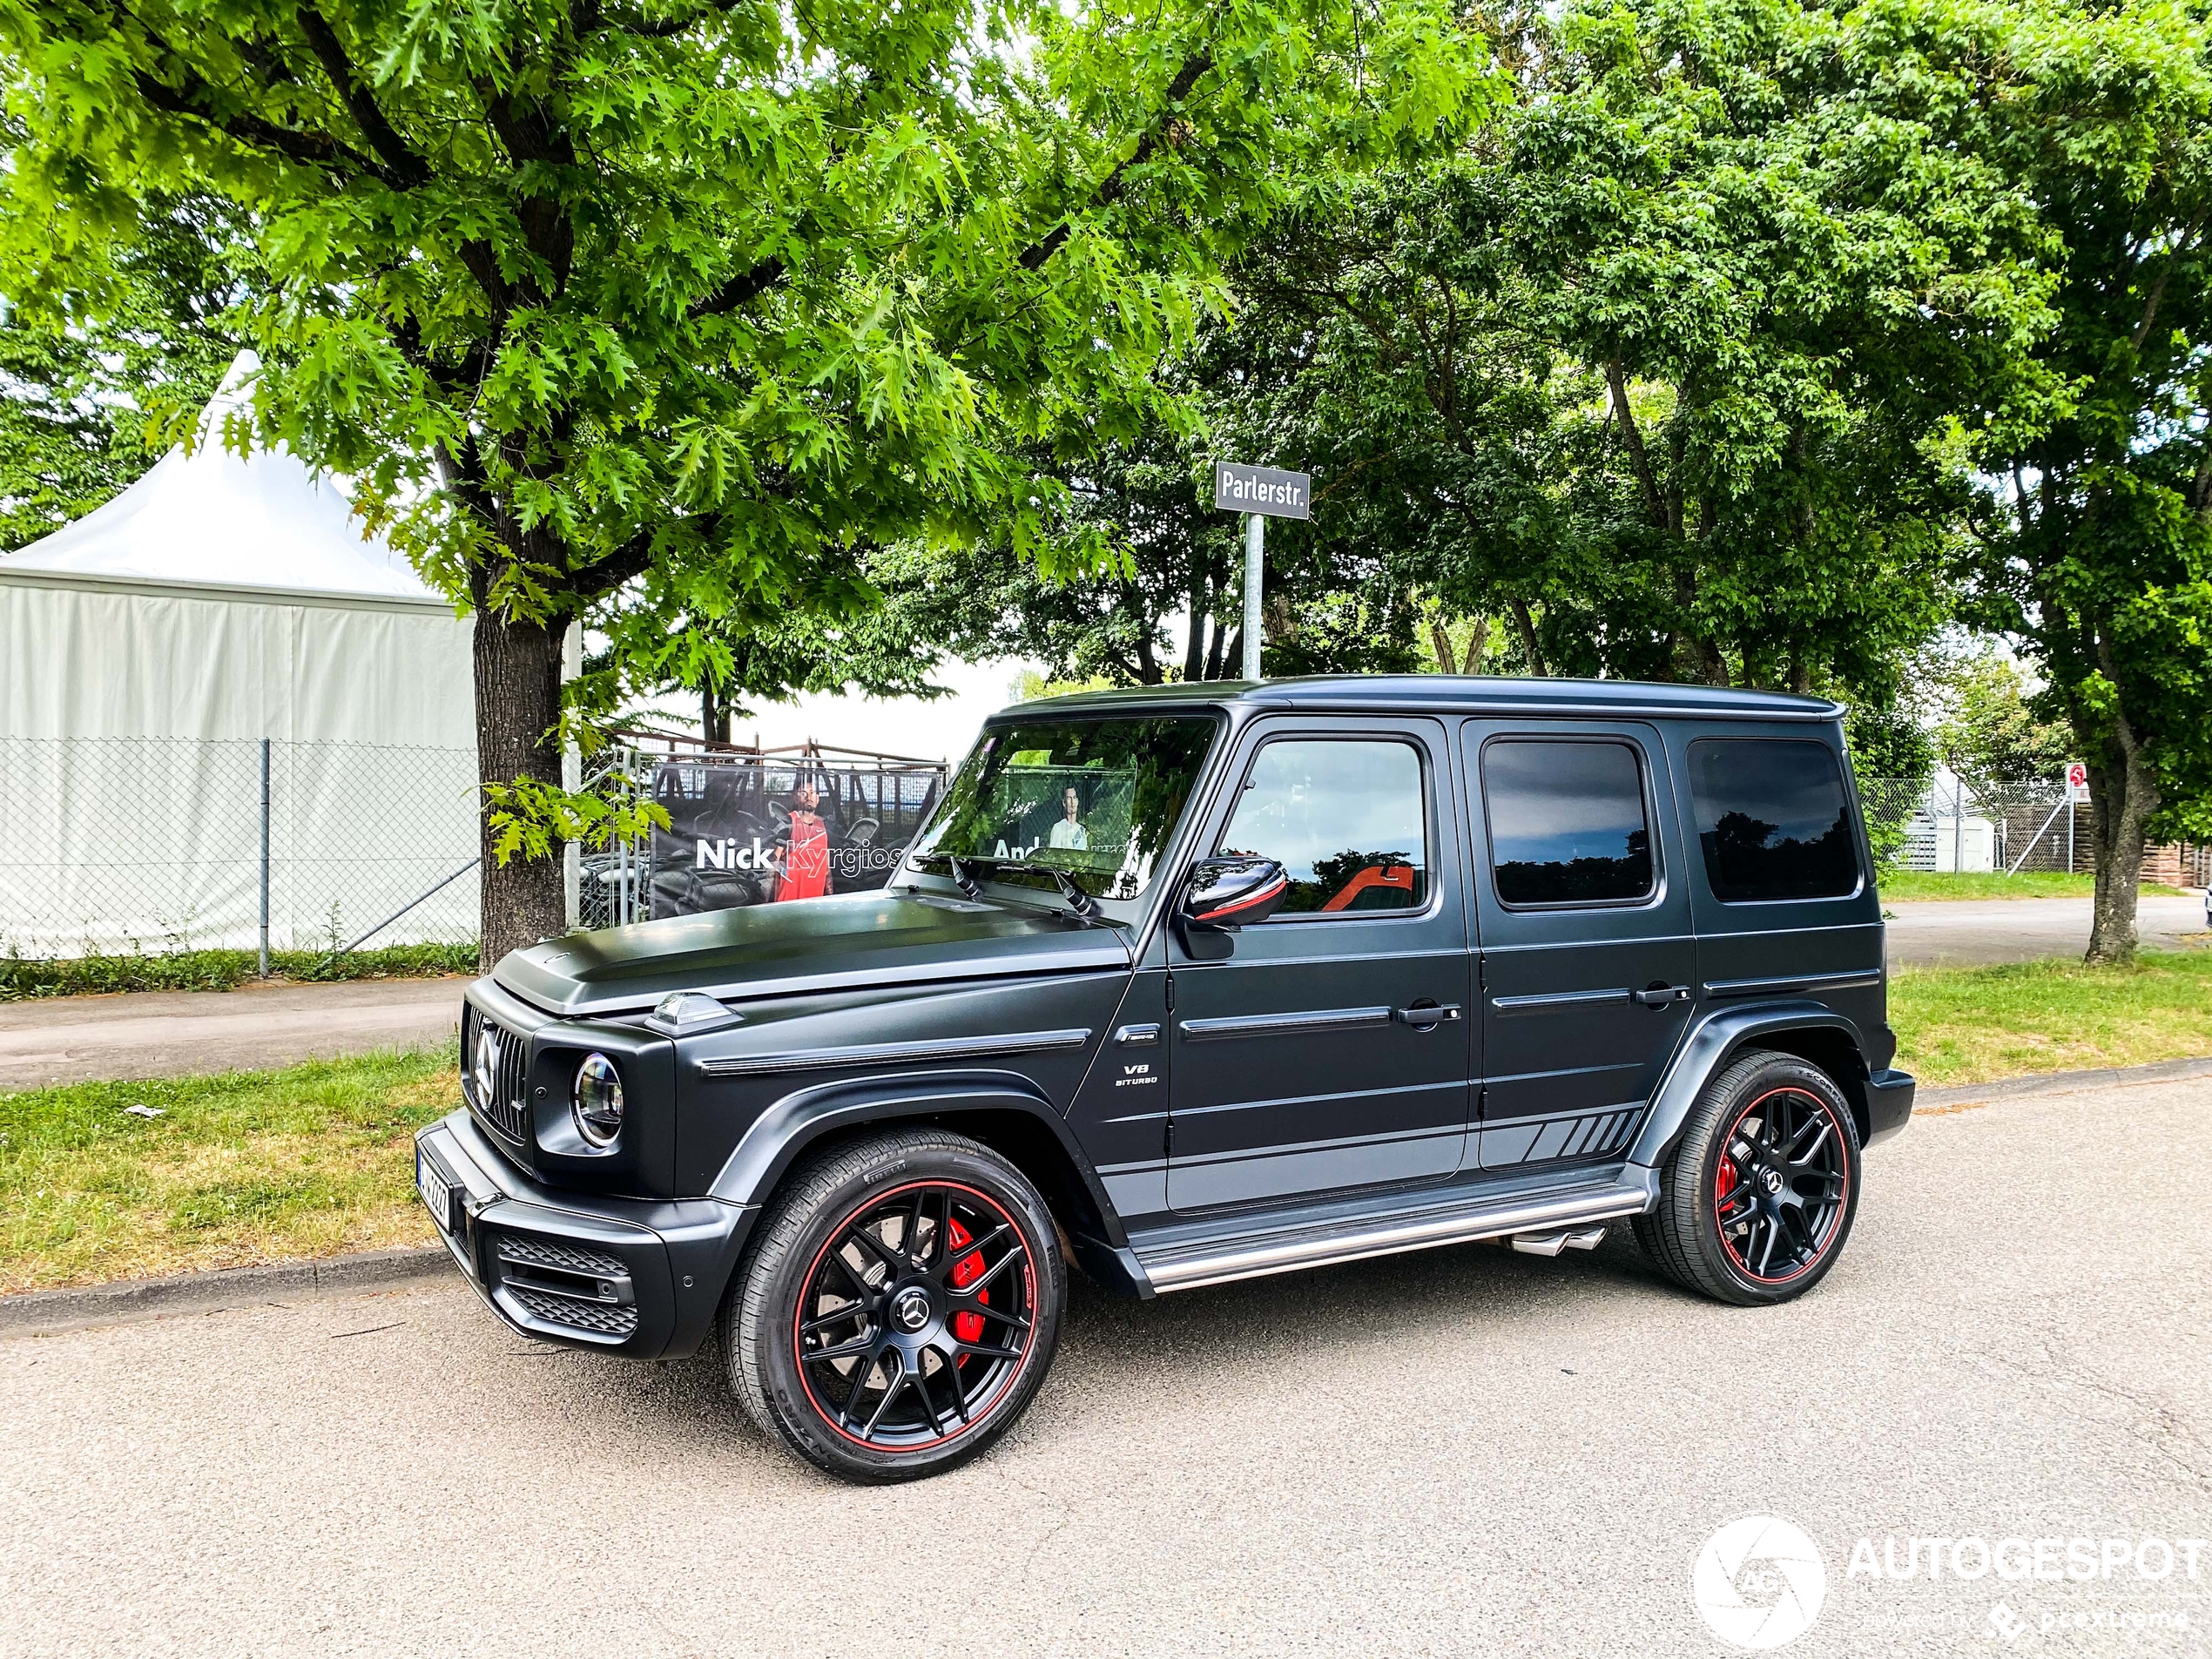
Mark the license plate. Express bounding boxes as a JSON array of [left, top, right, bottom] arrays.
[[417, 1148, 455, 1235]]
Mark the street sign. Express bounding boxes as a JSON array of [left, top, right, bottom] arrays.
[[2064, 761, 2090, 803], [1213, 462, 1312, 521], [1211, 462, 1313, 682]]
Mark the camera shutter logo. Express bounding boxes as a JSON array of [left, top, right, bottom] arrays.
[[1692, 1514, 1827, 1650]]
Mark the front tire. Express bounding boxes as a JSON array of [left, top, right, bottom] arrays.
[[725, 1129, 1065, 1482], [1635, 1051, 1861, 1306]]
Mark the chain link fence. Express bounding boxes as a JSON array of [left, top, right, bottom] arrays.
[[0, 736, 480, 961], [11, 746, 2188, 964], [1860, 775, 2209, 881], [1858, 775, 2088, 874]]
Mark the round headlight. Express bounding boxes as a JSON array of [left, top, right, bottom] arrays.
[[572, 1053, 624, 1147]]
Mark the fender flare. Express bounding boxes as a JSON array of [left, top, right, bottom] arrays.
[[707, 1068, 1127, 1245], [1625, 1001, 1871, 1173]]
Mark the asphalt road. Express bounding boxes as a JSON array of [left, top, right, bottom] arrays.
[[0, 977, 465, 1087], [1883, 893, 2209, 969], [3, 1073, 2206, 1657]]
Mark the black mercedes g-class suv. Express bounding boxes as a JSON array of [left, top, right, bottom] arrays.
[[417, 677, 1914, 1481]]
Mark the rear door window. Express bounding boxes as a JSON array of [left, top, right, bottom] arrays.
[[1480, 739, 1655, 906], [1685, 738, 1860, 901], [1217, 739, 1429, 914]]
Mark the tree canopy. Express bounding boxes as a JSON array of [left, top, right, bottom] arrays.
[[0, 0, 1491, 958]]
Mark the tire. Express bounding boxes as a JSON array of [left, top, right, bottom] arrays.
[[725, 1128, 1065, 1483], [1634, 1050, 1862, 1306]]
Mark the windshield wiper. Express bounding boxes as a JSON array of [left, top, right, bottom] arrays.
[[924, 855, 1099, 920]]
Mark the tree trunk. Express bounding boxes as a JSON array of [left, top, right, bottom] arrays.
[[1507, 598, 1546, 677], [475, 609, 568, 969], [1428, 620, 1458, 675], [2082, 732, 2158, 964], [702, 685, 734, 746]]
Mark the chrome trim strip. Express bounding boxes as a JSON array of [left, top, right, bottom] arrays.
[[1178, 1006, 1393, 1042], [698, 1028, 1092, 1078], [1141, 1173, 1659, 1292], [1490, 987, 1630, 1014], [1702, 970, 1883, 999]]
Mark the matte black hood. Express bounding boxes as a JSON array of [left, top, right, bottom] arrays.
[[495, 890, 1134, 1018]]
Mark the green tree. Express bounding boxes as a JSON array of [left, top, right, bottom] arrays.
[[1929, 651, 2075, 797], [0, 192, 247, 550], [946, 322, 1421, 686], [1233, 0, 2062, 703], [1, 0, 1488, 961], [1940, 0, 2212, 959], [592, 543, 969, 745]]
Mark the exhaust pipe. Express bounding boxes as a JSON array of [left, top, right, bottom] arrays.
[[1510, 1225, 1608, 1257]]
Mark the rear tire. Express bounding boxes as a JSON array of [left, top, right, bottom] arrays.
[[1635, 1051, 1861, 1306], [725, 1129, 1065, 1482]]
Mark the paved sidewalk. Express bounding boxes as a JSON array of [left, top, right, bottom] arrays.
[[1884, 891, 2206, 968], [0, 977, 465, 1087]]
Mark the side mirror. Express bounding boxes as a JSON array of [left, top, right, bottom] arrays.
[[1176, 857, 1289, 956]]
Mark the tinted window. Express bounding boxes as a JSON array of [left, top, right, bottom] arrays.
[[1687, 739, 1859, 901], [1217, 740, 1428, 914], [1482, 740, 1653, 905]]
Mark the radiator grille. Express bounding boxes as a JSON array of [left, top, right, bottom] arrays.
[[461, 1002, 530, 1143], [509, 1287, 639, 1338]]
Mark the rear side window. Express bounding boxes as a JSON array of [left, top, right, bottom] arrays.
[[1481, 739, 1654, 906], [1687, 739, 1859, 902], [1217, 739, 1429, 914]]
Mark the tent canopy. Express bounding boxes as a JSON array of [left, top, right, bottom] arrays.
[[3, 352, 442, 607], [0, 354, 479, 956]]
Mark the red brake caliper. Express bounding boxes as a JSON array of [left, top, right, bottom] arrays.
[[1716, 1154, 1737, 1217], [945, 1216, 988, 1349]]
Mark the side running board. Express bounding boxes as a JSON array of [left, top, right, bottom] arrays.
[[1131, 1170, 1658, 1295]]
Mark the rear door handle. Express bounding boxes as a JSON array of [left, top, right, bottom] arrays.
[[1633, 985, 1691, 1008], [1393, 1003, 1462, 1029]]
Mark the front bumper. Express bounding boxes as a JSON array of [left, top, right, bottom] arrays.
[[415, 1109, 754, 1359], [1865, 1067, 1917, 1147]]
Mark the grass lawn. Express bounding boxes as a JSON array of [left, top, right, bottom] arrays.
[[1889, 950, 2212, 1087], [5, 951, 2211, 1291], [0, 1049, 448, 1294], [1874, 870, 2190, 901]]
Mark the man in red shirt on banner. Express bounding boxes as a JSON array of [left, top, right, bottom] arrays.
[[774, 778, 833, 901]]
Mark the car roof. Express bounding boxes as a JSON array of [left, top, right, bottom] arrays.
[[1001, 675, 1843, 724]]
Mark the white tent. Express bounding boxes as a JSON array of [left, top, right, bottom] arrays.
[[0, 355, 479, 956]]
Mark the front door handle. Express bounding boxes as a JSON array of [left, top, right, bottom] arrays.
[[1393, 1003, 1462, 1029], [1633, 984, 1691, 1008]]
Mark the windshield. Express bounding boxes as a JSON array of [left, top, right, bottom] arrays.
[[907, 716, 1219, 900]]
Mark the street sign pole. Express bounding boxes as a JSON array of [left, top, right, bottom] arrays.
[[1212, 462, 1312, 684], [1242, 512, 1264, 681]]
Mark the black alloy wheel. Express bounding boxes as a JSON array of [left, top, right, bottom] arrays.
[[794, 1179, 1035, 1448], [726, 1130, 1064, 1482], [1635, 1051, 1862, 1306], [1711, 1086, 1851, 1282]]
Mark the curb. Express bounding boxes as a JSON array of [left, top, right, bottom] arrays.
[[1913, 1054, 2212, 1114], [1, 1244, 451, 1339]]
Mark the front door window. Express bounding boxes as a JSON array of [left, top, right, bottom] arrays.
[[1217, 739, 1429, 914]]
